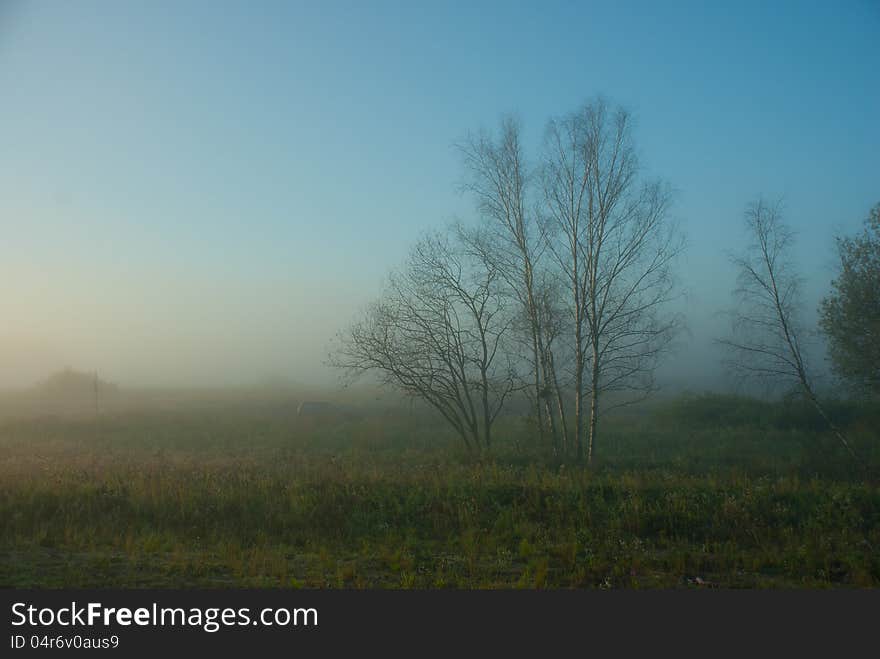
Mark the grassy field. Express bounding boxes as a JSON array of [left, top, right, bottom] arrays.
[[1, 393, 878, 588]]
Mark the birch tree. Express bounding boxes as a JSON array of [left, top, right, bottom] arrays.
[[542, 99, 682, 463], [720, 199, 861, 464], [458, 119, 566, 453]]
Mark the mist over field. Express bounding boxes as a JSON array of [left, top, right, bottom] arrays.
[[1, 2, 878, 592], [2, 2, 876, 396]]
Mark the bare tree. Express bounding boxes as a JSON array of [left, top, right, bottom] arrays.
[[329, 227, 517, 451], [458, 118, 566, 453], [542, 99, 682, 463], [719, 199, 861, 464]]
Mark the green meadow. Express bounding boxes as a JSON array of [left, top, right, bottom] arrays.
[[1, 394, 878, 588]]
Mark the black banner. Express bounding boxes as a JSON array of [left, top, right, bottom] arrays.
[[2, 589, 877, 655]]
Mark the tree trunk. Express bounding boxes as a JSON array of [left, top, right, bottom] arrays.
[[548, 351, 569, 457], [536, 334, 560, 455], [530, 329, 545, 445], [586, 344, 600, 465], [482, 375, 492, 450], [804, 388, 861, 465], [574, 352, 584, 463], [543, 391, 559, 454]]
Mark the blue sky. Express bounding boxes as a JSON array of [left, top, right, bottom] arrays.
[[1, 1, 878, 387]]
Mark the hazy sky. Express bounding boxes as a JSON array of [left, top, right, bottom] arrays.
[[1, 1, 878, 389]]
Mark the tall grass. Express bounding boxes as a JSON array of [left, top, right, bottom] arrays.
[[1, 394, 877, 588]]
